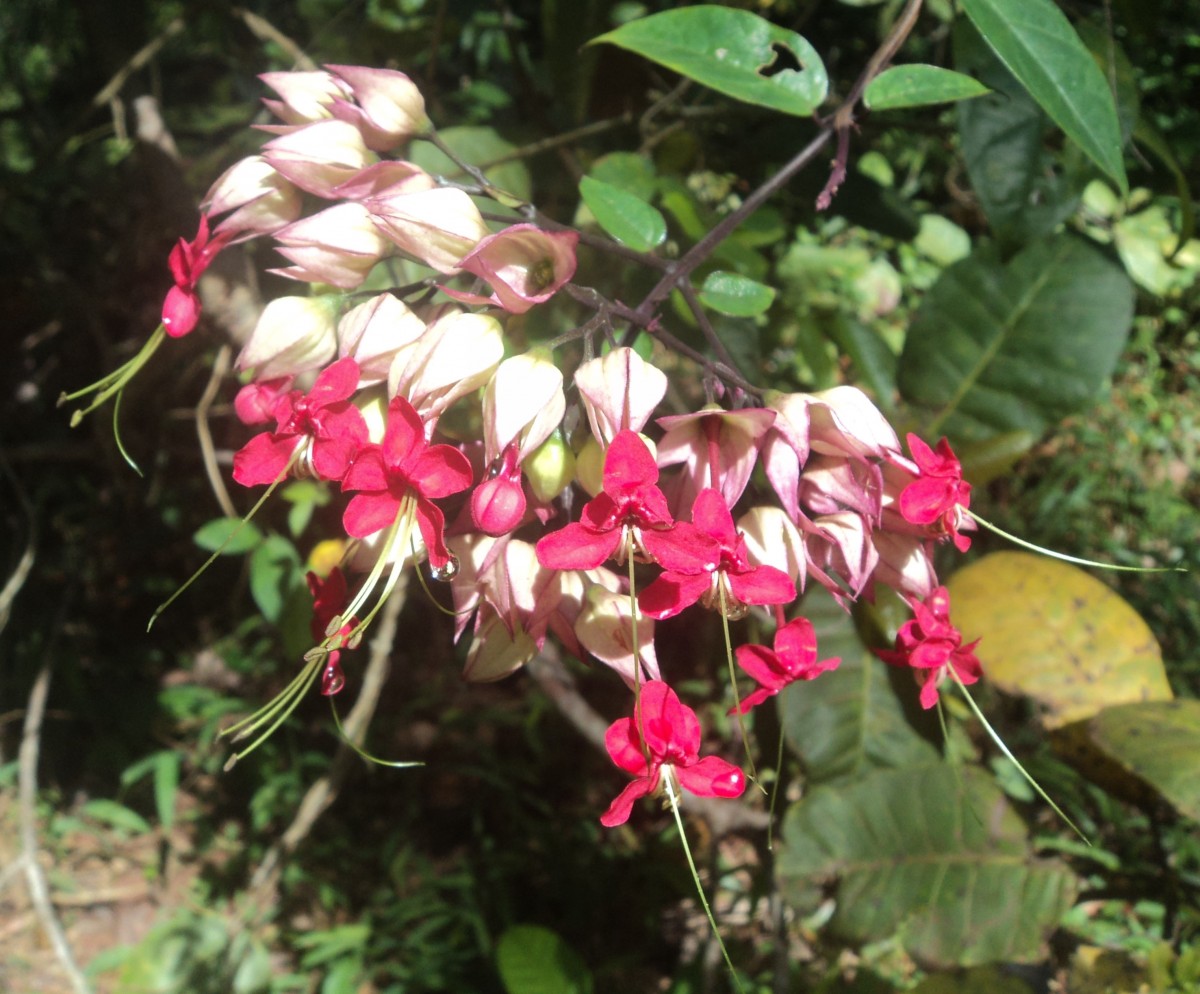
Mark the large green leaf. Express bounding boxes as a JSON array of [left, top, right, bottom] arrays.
[[780, 588, 938, 785], [865, 65, 990, 110], [954, 22, 1085, 247], [1087, 700, 1200, 820], [946, 553, 1171, 729], [898, 234, 1133, 440], [960, 0, 1127, 193], [592, 6, 827, 116], [578, 176, 666, 251], [778, 764, 1079, 967]]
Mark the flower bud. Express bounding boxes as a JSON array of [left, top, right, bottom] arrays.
[[328, 65, 429, 151], [236, 295, 340, 380], [574, 436, 605, 497], [525, 434, 575, 503], [470, 475, 526, 537], [574, 346, 667, 445], [366, 187, 488, 273], [271, 202, 391, 289], [259, 70, 347, 124], [337, 294, 426, 387], [233, 375, 294, 425], [203, 156, 302, 241], [262, 120, 374, 199], [388, 309, 503, 423], [482, 350, 565, 464]]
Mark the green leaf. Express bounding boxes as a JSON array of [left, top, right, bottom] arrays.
[[193, 517, 263, 555], [898, 234, 1134, 440], [778, 765, 1079, 967], [779, 588, 938, 785], [152, 751, 181, 833], [697, 271, 775, 317], [578, 176, 666, 251], [946, 552, 1171, 729], [865, 65, 990, 110], [496, 925, 593, 994], [587, 152, 658, 203], [591, 6, 827, 116], [81, 799, 151, 835], [1088, 700, 1200, 820], [959, 0, 1127, 193], [249, 534, 303, 625]]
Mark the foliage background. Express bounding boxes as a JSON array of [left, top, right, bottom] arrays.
[[1, 0, 1197, 992]]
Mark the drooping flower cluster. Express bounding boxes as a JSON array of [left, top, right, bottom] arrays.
[[71, 63, 987, 827]]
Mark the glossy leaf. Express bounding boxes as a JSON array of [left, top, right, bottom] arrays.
[[898, 234, 1133, 440], [592, 6, 827, 116], [960, 0, 1127, 192], [587, 152, 658, 203], [946, 552, 1172, 729], [1088, 700, 1200, 820], [578, 176, 666, 251], [778, 764, 1078, 967], [697, 270, 776, 317], [496, 925, 593, 994], [865, 65, 990, 110], [780, 588, 939, 785]]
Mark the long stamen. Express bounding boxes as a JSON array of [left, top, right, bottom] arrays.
[[719, 584, 763, 792], [341, 495, 416, 641], [60, 326, 167, 426], [221, 652, 325, 769]]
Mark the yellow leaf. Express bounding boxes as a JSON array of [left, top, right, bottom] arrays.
[[946, 552, 1170, 728]]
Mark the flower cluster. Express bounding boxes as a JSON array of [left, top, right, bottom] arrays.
[[78, 63, 986, 826]]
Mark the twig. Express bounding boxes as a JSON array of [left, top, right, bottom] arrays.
[[679, 282, 745, 381], [232, 8, 317, 70], [20, 643, 93, 994], [196, 344, 237, 519], [476, 113, 636, 170], [247, 574, 409, 906], [90, 17, 185, 108]]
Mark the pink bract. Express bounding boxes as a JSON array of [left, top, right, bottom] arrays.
[[601, 681, 745, 827], [444, 224, 579, 314]]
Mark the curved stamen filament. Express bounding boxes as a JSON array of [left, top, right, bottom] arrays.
[[718, 584, 763, 792], [221, 651, 325, 769], [60, 326, 167, 426]]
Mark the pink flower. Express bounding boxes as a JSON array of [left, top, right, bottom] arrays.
[[232, 357, 368, 486], [535, 431, 691, 570], [638, 488, 796, 620], [655, 406, 776, 513], [162, 215, 230, 338], [732, 618, 840, 714], [898, 434, 973, 552], [444, 224, 579, 314], [341, 395, 473, 569], [307, 568, 360, 696], [601, 681, 746, 827], [876, 586, 982, 709]]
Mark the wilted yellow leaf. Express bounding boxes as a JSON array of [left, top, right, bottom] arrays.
[[946, 552, 1171, 728]]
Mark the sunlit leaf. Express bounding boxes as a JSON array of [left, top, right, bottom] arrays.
[[960, 0, 1127, 192], [946, 552, 1172, 729], [697, 270, 776, 317], [778, 764, 1078, 967], [592, 5, 827, 116], [865, 65, 990, 110]]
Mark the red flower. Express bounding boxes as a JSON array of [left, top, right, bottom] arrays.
[[898, 434, 972, 552], [307, 568, 359, 695], [876, 586, 982, 709], [536, 431, 690, 570], [732, 617, 840, 714], [601, 681, 745, 827], [232, 357, 368, 486], [638, 488, 796, 620], [162, 215, 231, 338], [341, 395, 473, 569]]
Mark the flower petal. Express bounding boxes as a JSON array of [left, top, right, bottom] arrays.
[[600, 774, 657, 827], [343, 491, 400, 537], [674, 756, 746, 799], [536, 523, 622, 571], [232, 432, 302, 486], [637, 570, 712, 620]]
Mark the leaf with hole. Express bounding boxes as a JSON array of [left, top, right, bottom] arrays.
[[865, 65, 990, 110], [578, 176, 666, 251], [592, 5, 827, 116]]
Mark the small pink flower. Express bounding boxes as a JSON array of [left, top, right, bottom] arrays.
[[341, 395, 473, 569], [471, 442, 527, 536], [898, 434, 973, 552], [601, 681, 746, 827], [876, 586, 982, 709], [732, 618, 840, 714], [162, 215, 230, 338], [444, 224, 579, 314], [535, 431, 693, 570], [233, 376, 294, 426], [232, 356, 368, 486], [638, 488, 795, 621]]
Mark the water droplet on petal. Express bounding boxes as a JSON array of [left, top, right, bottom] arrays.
[[321, 660, 345, 696], [429, 555, 460, 582]]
